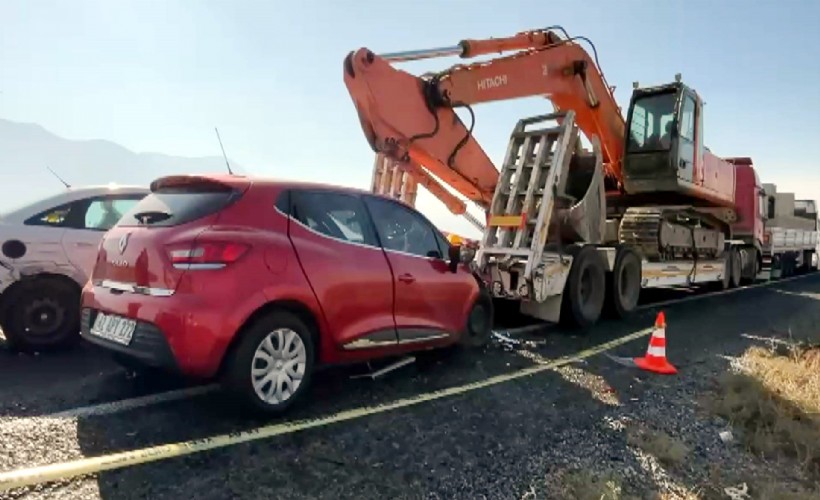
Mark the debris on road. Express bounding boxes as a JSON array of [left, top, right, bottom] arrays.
[[491, 330, 548, 352], [491, 331, 522, 352], [350, 356, 416, 380], [719, 430, 734, 444], [724, 482, 750, 500]]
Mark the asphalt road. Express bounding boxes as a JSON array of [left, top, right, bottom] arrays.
[[1, 275, 819, 499]]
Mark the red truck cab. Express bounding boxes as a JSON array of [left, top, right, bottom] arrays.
[[727, 157, 766, 250]]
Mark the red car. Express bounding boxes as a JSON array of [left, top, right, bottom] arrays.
[[80, 174, 493, 413]]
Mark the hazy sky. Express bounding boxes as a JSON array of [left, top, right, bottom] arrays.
[[2, 0, 819, 237]]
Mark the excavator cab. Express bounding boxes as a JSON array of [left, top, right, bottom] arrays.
[[622, 78, 703, 199]]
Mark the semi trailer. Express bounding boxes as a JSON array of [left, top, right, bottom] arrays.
[[758, 183, 818, 278], [345, 26, 817, 328]]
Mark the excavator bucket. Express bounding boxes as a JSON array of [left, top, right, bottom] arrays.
[[551, 135, 606, 246]]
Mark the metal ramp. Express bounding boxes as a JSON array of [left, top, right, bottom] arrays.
[[476, 111, 579, 281]]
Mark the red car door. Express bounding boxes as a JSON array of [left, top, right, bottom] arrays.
[[287, 189, 397, 349], [363, 195, 478, 342]]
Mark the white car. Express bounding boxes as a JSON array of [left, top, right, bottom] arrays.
[[0, 184, 149, 351]]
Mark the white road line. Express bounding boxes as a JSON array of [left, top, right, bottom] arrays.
[[50, 384, 220, 419], [739, 333, 800, 347], [0, 384, 219, 429], [635, 272, 813, 310], [502, 272, 816, 335]]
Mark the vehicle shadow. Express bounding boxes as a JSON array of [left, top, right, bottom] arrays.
[[0, 333, 192, 418], [0, 282, 705, 418], [4, 276, 814, 498], [63, 349, 650, 499]]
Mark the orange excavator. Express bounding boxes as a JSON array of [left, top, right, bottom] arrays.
[[344, 26, 743, 327]]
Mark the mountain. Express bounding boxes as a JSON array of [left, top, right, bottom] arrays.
[[0, 118, 243, 211]]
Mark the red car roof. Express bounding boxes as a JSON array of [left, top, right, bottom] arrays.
[[151, 173, 372, 197]]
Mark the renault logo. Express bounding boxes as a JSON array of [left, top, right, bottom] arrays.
[[118, 233, 130, 254]]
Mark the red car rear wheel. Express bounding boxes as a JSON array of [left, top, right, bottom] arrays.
[[224, 310, 316, 415]]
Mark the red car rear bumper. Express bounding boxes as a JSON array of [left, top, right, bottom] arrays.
[[80, 281, 238, 378]]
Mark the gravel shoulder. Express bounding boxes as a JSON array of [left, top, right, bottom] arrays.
[[1, 275, 819, 499]]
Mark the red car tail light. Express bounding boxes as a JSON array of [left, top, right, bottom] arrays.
[[167, 241, 250, 269]]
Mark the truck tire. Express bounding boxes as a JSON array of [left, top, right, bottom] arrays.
[[0, 276, 81, 352], [716, 249, 732, 290], [770, 254, 782, 280], [801, 250, 814, 273], [560, 245, 606, 330], [782, 253, 795, 277], [738, 248, 758, 285], [605, 246, 642, 319], [729, 247, 742, 288]]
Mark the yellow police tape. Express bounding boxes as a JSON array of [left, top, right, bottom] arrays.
[[0, 327, 654, 493]]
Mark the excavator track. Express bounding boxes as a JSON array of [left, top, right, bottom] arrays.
[[618, 207, 725, 262]]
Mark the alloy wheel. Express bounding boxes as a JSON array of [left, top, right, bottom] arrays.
[[250, 328, 307, 405]]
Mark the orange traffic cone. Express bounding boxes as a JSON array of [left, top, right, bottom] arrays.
[[633, 311, 677, 375], [605, 311, 678, 374]]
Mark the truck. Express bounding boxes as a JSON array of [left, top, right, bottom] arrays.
[[758, 182, 818, 278], [344, 26, 818, 328]]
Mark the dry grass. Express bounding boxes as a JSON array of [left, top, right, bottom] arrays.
[[711, 343, 820, 477], [554, 469, 633, 500], [552, 469, 701, 500], [626, 426, 690, 467], [753, 482, 820, 500]]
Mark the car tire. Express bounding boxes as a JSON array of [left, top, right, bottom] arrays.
[[458, 286, 494, 348], [223, 310, 316, 415], [1, 276, 80, 352], [559, 245, 606, 330]]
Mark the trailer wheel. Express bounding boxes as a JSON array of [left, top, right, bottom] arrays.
[[738, 248, 758, 285], [801, 250, 813, 273], [560, 245, 606, 330], [713, 250, 732, 290], [782, 253, 794, 277], [605, 246, 642, 319], [729, 247, 742, 288], [770, 254, 782, 280]]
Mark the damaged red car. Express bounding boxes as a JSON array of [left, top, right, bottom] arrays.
[[80, 174, 493, 414]]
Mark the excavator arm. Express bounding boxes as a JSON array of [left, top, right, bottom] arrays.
[[343, 27, 626, 215]]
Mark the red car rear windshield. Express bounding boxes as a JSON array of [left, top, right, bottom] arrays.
[[118, 184, 241, 227]]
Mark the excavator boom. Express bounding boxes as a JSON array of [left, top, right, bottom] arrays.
[[344, 48, 499, 210], [343, 28, 626, 215]]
